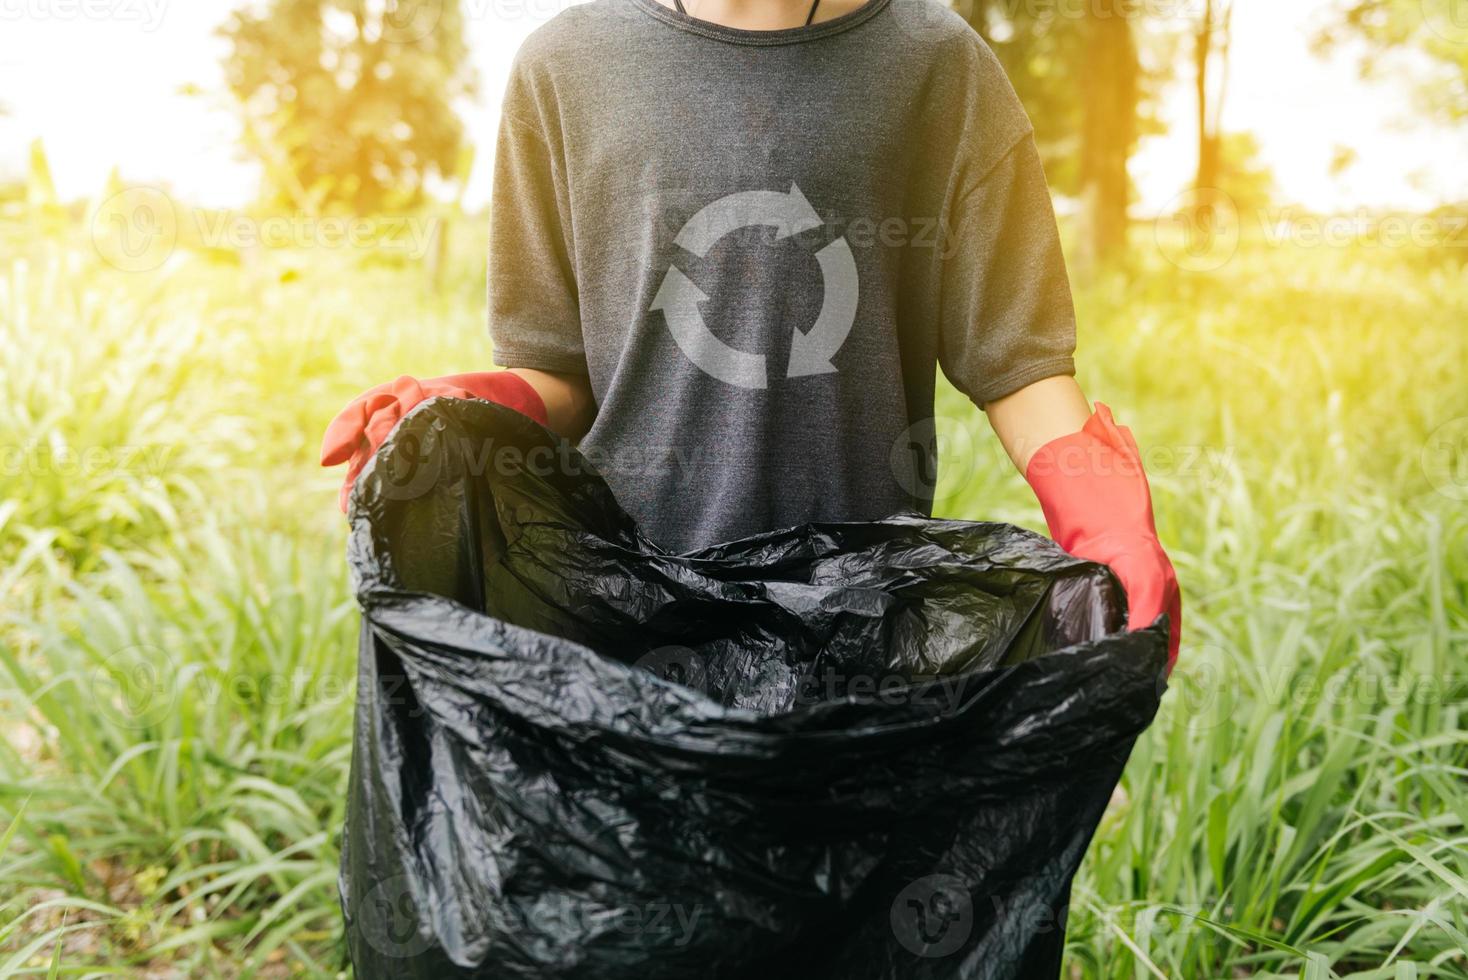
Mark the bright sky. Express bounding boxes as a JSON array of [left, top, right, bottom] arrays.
[[0, 0, 1463, 213]]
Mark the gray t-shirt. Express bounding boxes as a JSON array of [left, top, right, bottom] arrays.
[[489, 0, 1077, 553]]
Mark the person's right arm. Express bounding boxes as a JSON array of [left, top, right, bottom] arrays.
[[506, 367, 596, 441], [487, 62, 596, 441]]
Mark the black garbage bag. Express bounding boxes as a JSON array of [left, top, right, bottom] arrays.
[[338, 398, 1168, 980]]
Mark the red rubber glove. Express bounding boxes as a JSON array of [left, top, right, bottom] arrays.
[[320, 372, 548, 513], [1024, 403, 1181, 671]]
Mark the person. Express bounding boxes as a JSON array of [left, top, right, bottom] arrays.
[[321, 0, 1181, 667]]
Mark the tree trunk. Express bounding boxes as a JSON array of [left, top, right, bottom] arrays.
[[1077, 0, 1138, 270], [1195, 0, 1234, 193], [1195, 0, 1217, 192]]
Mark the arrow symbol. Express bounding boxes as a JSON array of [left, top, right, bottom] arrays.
[[788, 236, 858, 377], [650, 267, 768, 389], [675, 183, 824, 257], [653, 183, 859, 388]]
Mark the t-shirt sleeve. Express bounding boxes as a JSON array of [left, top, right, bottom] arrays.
[[937, 126, 1078, 409], [487, 74, 587, 374]]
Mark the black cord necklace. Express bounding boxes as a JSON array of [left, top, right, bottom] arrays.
[[672, 0, 822, 26]]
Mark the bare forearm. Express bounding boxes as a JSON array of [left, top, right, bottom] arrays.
[[984, 375, 1092, 472], [507, 368, 597, 441]]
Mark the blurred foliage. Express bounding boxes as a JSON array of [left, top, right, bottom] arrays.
[[1215, 131, 1276, 214], [963, 0, 1173, 195], [1317, 0, 1468, 122], [217, 0, 476, 215], [962, 2, 1244, 266]]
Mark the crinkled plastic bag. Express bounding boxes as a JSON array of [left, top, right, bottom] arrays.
[[339, 398, 1168, 980]]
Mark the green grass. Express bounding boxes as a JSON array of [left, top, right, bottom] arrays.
[[1, 220, 1465, 977]]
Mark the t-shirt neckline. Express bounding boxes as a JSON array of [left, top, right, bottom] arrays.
[[629, 0, 891, 46]]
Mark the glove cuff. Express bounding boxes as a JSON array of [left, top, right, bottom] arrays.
[[1024, 402, 1159, 555], [456, 371, 550, 428]]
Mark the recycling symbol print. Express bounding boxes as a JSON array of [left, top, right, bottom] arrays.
[[651, 183, 859, 389]]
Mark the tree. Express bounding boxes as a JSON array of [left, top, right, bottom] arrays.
[[964, 1, 1156, 268], [1077, 2, 1140, 268], [1317, 0, 1468, 122], [1214, 131, 1276, 213], [1193, 0, 1235, 194], [218, 0, 476, 215], [964, 0, 1087, 196]]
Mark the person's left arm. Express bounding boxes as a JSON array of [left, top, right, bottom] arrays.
[[934, 44, 1180, 666], [982, 375, 1089, 471], [987, 377, 1182, 670]]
